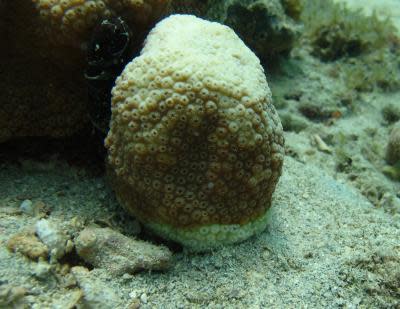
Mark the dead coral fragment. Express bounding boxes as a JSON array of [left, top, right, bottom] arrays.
[[0, 285, 28, 308], [75, 227, 172, 275], [71, 266, 122, 308], [7, 232, 48, 260], [35, 218, 74, 261]]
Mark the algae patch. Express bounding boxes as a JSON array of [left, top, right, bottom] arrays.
[[301, 0, 400, 92]]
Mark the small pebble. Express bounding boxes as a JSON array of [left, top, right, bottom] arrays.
[[122, 273, 133, 280], [35, 219, 72, 261], [312, 134, 332, 154], [19, 200, 47, 216], [0, 285, 27, 307], [71, 266, 122, 309], [51, 289, 83, 309], [33, 260, 52, 280], [127, 298, 141, 309], [140, 293, 148, 304], [7, 232, 48, 260], [129, 290, 139, 299], [19, 200, 33, 215]]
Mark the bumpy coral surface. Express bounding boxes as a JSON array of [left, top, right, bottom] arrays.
[[0, 0, 169, 143], [0, 1, 87, 143], [106, 14, 284, 250], [386, 121, 400, 165], [168, 0, 300, 63], [32, 0, 170, 47]]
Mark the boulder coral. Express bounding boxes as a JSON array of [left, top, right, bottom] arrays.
[[0, 0, 170, 143], [32, 0, 170, 48], [105, 15, 285, 251], [0, 1, 87, 142]]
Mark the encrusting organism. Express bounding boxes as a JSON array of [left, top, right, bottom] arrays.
[[105, 14, 285, 251]]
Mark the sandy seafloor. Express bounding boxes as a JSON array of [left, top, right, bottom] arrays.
[[1, 0, 400, 308]]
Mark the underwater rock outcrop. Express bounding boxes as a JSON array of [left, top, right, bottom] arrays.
[[169, 0, 300, 63], [220, 0, 300, 63], [105, 14, 284, 251]]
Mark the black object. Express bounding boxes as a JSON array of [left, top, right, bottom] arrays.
[[85, 17, 133, 134]]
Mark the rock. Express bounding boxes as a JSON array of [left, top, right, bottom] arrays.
[[71, 266, 122, 309], [127, 298, 141, 309], [7, 232, 48, 260], [224, 0, 300, 62], [0, 206, 22, 215], [35, 218, 73, 261], [19, 200, 47, 216], [32, 259, 52, 280], [140, 293, 148, 304], [0, 285, 27, 308], [19, 200, 34, 215], [75, 226, 172, 275], [50, 289, 83, 309]]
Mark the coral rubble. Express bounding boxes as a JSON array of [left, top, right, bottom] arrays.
[[75, 226, 172, 274]]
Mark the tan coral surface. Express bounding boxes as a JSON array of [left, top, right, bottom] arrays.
[[0, 0, 170, 143], [106, 15, 284, 250], [0, 1, 87, 143], [32, 0, 170, 47]]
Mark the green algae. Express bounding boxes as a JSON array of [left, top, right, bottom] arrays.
[[301, 0, 397, 61], [301, 0, 400, 92]]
